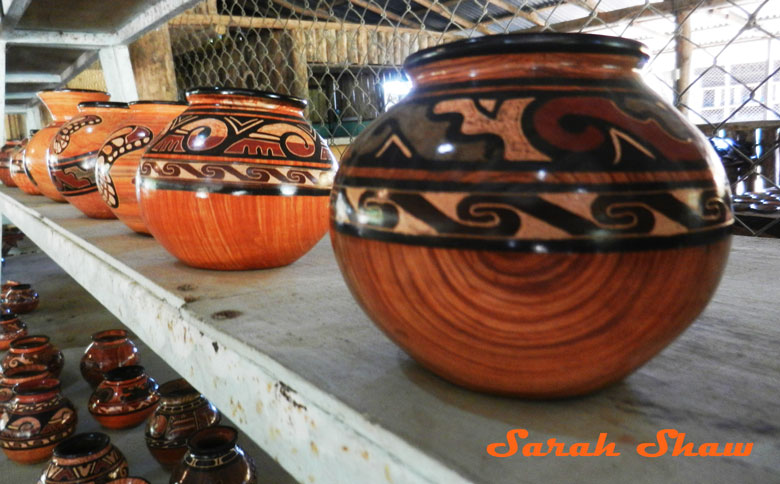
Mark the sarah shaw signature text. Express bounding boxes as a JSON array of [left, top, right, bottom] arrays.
[[487, 429, 753, 458]]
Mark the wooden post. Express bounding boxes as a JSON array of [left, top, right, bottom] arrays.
[[129, 25, 179, 101], [290, 30, 309, 100], [99, 45, 140, 102], [674, 8, 693, 117]]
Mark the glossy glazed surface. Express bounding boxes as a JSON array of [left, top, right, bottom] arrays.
[[0, 364, 49, 415], [39, 432, 129, 484], [27, 90, 110, 202], [1, 335, 64, 378], [10, 139, 41, 195], [0, 142, 20, 187], [1, 283, 40, 314], [145, 378, 220, 468], [138, 89, 336, 270], [96, 102, 187, 234], [48, 103, 130, 218], [0, 379, 77, 464], [88, 365, 159, 429], [80, 329, 140, 388], [169, 426, 256, 484], [330, 34, 734, 397], [0, 313, 28, 350]]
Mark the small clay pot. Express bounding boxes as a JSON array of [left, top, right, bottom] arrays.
[[1, 282, 39, 313], [38, 432, 129, 484], [89, 365, 159, 429], [0, 141, 20, 187], [48, 101, 130, 218], [0, 378, 77, 464], [169, 426, 256, 484], [2, 335, 64, 378], [145, 378, 221, 468], [9, 138, 42, 195], [27, 89, 110, 203], [95, 101, 188, 234], [80, 329, 140, 388], [0, 313, 27, 350], [0, 364, 49, 415]]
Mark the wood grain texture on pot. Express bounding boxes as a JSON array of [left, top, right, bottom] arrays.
[[330, 33, 733, 397]]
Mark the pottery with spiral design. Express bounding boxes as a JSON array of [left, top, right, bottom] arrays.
[[330, 33, 733, 397], [38, 432, 129, 484], [2, 335, 64, 378]]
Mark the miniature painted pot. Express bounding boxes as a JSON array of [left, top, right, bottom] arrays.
[[330, 33, 734, 397], [0, 140, 21, 187], [169, 426, 256, 484], [48, 101, 130, 218], [0, 364, 49, 415], [80, 329, 141, 388], [96, 101, 188, 234], [138, 87, 337, 270], [26, 90, 111, 203], [145, 378, 221, 468], [10, 137, 42, 195], [1, 282, 40, 313], [88, 365, 159, 429], [38, 432, 129, 484], [2, 335, 64, 378], [0, 313, 28, 350], [0, 379, 77, 464]]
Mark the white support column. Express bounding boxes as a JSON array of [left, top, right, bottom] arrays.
[[25, 104, 41, 134], [0, 41, 6, 145], [98, 45, 138, 102]]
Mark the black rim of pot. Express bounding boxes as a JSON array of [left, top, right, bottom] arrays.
[[186, 86, 308, 110]]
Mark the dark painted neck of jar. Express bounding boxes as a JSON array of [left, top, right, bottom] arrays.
[[12, 378, 61, 403], [1, 364, 49, 386], [158, 379, 201, 405], [186, 91, 306, 118], [187, 426, 238, 458], [53, 432, 111, 464], [91, 329, 129, 346], [103, 365, 146, 385], [10, 335, 50, 354], [78, 102, 130, 115], [0, 313, 19, 322]]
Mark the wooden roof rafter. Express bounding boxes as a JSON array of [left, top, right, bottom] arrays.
[[410, 0, 493, 34], [346, 0, 423, 28]]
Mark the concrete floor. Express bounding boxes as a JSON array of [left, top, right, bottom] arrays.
[[0, 242, 298, 483]]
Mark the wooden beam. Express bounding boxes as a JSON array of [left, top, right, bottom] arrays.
[[484, 0, 545, 26], [115, 0, 203, 45], [674, 8, 693, 115], [272, 0, 340, 22], [129, 24, 179, 101], [411, 0, 493, 34], [348, 0, 421, 28], [99, 45, 138, 102]]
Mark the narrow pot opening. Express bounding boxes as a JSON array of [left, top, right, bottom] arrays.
[[104, 365, 145, 382], [10, 284, 31, 290], [187, 426, 238, 457], [185, 86, 308, 110], [159, 378, 199, 399], [93, 329, 128, 344], [0, 313, 18, 321], [11, 335, 48, 349], [53, 432, 110, 459]]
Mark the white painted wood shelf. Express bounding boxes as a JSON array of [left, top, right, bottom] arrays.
[[1, 186, 778, 484]]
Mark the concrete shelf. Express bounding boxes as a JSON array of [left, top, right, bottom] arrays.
[[1, 186, 778, 483]]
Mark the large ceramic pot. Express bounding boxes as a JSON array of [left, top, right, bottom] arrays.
[[145, 378, 221, 468], [48, 101, 130, 218], [88, 365, 159, 429], [1, 282, 40, 313], [38, 432, 129, 484], [138, 87, 336, 270], [169, 426, 256, 484], [80, 329, 140, 388], [0, 313, 28, 350], [10, 137, 42, 195], [329, 33, 734, 397], [1, 335, 64, 378], [0, 140, 21, 187], [0, 379, 77, 464], [96, 101, 188, 234], [26, 90, 111, 202], [0, 364, 49, 415]]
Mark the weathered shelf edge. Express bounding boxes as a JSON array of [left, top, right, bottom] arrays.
[[0, 191, 473, 484]]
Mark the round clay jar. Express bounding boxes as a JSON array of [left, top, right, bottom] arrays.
[[145, 378, 221, 468], [95, 100, 188, 234], [0, 364, 49, 416], [80, 329, 141, 388], [0, 313, 27, 350], [38, 432, 129, 484], [26, 90, 111, 203], [138, 87, 337, 270], [2, 335, 64, 378], [88, 365, 159, 429], [9, 137, 41, 195], [169, 426, 256, 484], [329, 33, 734, 397], [48, 101, 130, 218], [0, 378, 77, 464], [1, 282, 40, 313], [0, 140, 21, 187]]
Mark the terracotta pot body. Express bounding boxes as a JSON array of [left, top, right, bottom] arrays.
[[27, 90, 111, 202], [0, 379, 77, 464], [48, 102, 131, 218], [1, 282, 40, 313], [169, 426, 256, 484], [80, 329, 141, 388], [88, 365, 159, 429], [138, 87, 336, 270], [145, 379, 221, 468], [39, 432, 129, 484], [0, 364, 49, 415], [330, 33, 734, 397], [0, 313, 28, 350], [2, 335, 64, 378], [96, 101, 188, 234], [0, 141, 21, 187], [10, 138, 42, 195]]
